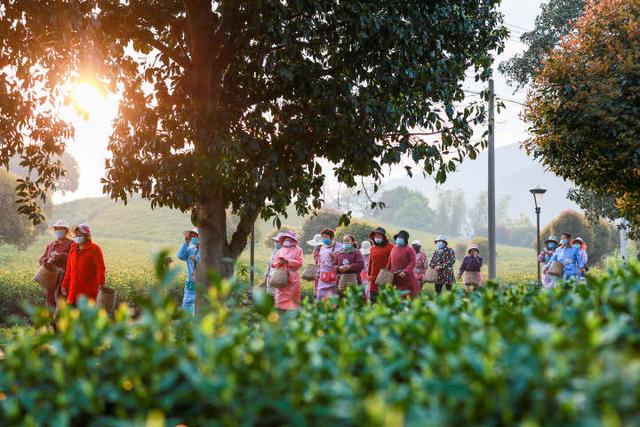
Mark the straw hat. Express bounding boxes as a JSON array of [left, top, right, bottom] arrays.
[[468, 243, 479, 253], [360, 240, 372, 255], [434, 235, 448, 244], [320, 228, 335, 238], [306, 234, 323, 246], [571, 237, 585, 245], [50, 219, 69, 229]]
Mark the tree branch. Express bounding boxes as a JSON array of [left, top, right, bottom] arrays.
[[132, 29, 190, 69]]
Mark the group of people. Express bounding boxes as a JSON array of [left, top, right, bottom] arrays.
[[538, 232, 589, 287], [263, 226, 484, 311], [38, 220, 106, 309], [37, 219, 488, 315]]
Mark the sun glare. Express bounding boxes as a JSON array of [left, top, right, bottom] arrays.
[[71, 82, 108, 120]]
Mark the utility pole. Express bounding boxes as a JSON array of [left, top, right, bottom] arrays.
[[250, 224, 255, 288], [488, 78, 497, 280]]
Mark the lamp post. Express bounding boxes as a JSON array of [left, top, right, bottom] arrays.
[[530, 187, 547, 286]]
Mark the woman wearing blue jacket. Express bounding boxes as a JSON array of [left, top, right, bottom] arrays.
[[177, 227, 200, 314], [544, 232, 585, 283]]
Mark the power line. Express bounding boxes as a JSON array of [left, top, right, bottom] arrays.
[[506, 22, 533, 33]]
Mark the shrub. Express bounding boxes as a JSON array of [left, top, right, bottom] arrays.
[[454, 242, 467, 260], [335, 220, 376, 246], [300, 209, 341, 253], [2, 258, 640, 425]]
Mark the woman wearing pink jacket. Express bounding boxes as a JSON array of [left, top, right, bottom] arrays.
[[271, 231, 304, 310]]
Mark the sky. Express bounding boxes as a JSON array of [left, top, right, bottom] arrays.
[[54, 0, 545, 204]]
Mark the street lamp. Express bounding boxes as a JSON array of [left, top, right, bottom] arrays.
[[530, 187, 547, 286]]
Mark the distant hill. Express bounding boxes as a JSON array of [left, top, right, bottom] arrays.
[[384, 143, 577, 225]]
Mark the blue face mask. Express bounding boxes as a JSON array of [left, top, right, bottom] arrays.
[[548, 242, 557, 249], [343, 243, 353, 250], [396, 238, 406, 247], [275, 243, 282, 249], [436, 242, 445, 250], [561, 239, 568, 246], [322, 238, 332, 246], [572, 244, 581, 250], [190, 237, 199, 245], [54, 230, 66, 239]]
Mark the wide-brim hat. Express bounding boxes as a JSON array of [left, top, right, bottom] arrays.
[[307, 234, 323, 246], [360, 240, 372, 255], [73, 223, 92, 236], [571, 237, 585, 245], [369, 226, 387, 240], [411, 240, 422, 247], [434, 235, 448, 244], [545, 235, 559, 244], [278, 230, 299, 243], [393, 230, 410, 241], [271, 232, 284, 242], [320, 228, 335, 238], [50, 219, 69, 229], [468, 244, 479, 253], [183, 227, 199, 238]]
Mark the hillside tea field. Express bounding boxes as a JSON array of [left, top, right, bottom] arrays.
[[0, 261, 639, 425]]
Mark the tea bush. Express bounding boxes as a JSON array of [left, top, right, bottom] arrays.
[[1, 261, 640, 425]]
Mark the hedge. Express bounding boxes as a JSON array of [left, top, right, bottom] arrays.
[[1, 261, 640, 425]]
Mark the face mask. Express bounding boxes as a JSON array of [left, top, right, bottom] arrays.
[[54, 230, 66, 239], [190, 237, 199, 245], [561, 239, 568, 246], [374, 238, 384, 245], [322, 238, 332, 246], [282, 240, 294, 248], [572, 244, 581, 250], [437, 242, 445, 250], [396, 238, 406, 246], [343, 243, 353, 250], [276, 243, 282, 250], [548, 242, 556, 249], [74, 236, 85, 245]]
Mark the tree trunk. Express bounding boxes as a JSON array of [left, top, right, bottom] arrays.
[[196, 190, 235, 282]]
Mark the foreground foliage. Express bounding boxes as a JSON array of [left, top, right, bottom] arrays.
[[1, 262, 639, 425]]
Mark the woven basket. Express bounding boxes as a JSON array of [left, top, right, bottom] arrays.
[[423, 267, 438, 284], [548, 261, 564, 277], [338, 273, 358, 291], [301, 264, 317, 281], [33, 265, 59, 291], [375, 269, 394, 286], [464, 271, 481, 286], [269, 268, 289, 288], [96, 286, 117, 313]]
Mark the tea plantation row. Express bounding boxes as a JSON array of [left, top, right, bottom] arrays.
[[0, 262, 638, 425]]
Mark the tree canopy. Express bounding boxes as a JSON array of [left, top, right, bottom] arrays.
[[523, 0, 640, 237], [0, 1, 506, 276]]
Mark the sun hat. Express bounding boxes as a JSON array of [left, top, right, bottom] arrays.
[[278, 230, 299, 243], [468, 243, 479, 253], [411, 240, 422, 247], [50, 219, 69, 229], [360, 240, 372, 255], [545, 235, 559, 244], [320, 228, 335, 238], [393, 230, 410, 241], [434, 235, 448, 244], [571, 236, 585, 245], [183, 227, 199, 238], [73, 223, 92, 236], [307, 234, 323, 246], [369, 226, 387, 240]]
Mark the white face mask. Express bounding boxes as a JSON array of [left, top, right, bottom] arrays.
[[74, 236, 85, 245], [54, 230, 66, 239]]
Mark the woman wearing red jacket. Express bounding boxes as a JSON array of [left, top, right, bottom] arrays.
[[61, 224, 106, 305]]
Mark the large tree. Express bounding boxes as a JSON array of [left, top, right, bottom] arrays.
[[523, 0, 640, 237], [0, 1, 506, 277]]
